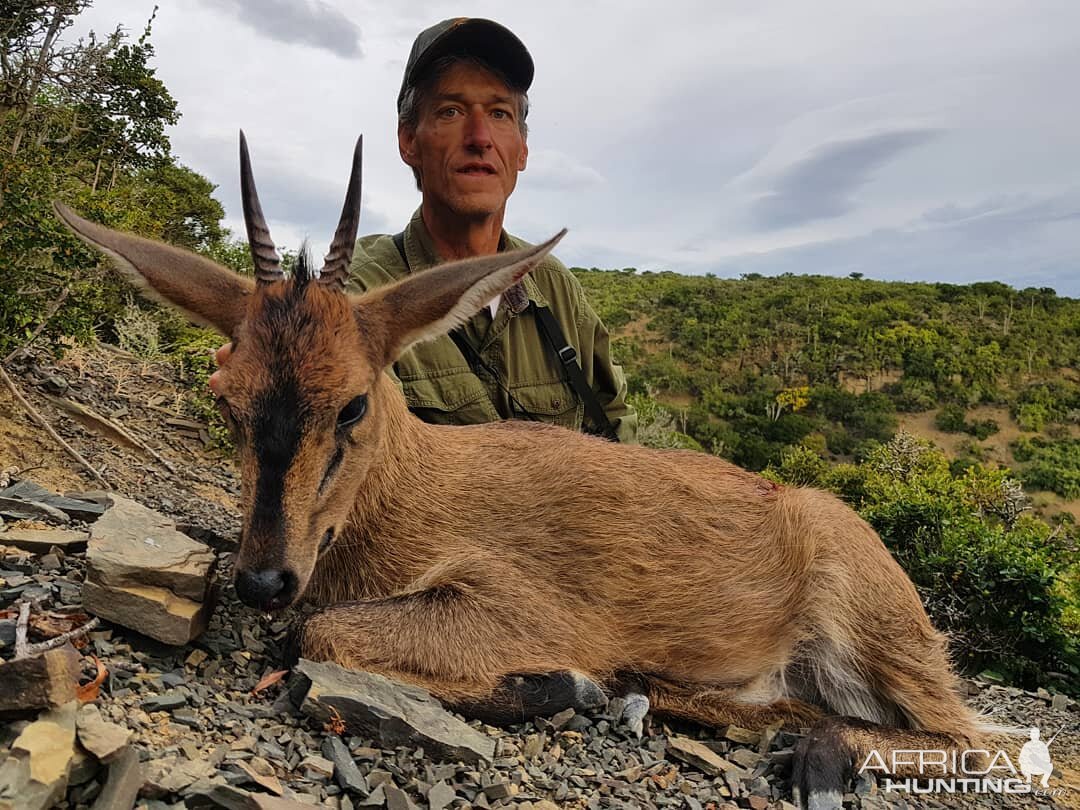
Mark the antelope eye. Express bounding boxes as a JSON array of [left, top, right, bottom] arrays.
[[337, 395, 367, 428]]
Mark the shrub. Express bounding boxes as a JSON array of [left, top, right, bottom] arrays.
[[1016, 403, 1050, 432], [840, 434, 1080, 690], [770, 444, 830, 487], [936, 404, 968, 433], [966, 419, 999, 440]]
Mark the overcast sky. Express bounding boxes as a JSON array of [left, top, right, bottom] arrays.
[[72, 0, 1080, 296]]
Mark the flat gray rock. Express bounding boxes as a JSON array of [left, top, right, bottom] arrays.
[[0, 496, 69, 524], [293, 659, 496, 765], [81, 494, 217, 645], [87, 494, 215, 601]]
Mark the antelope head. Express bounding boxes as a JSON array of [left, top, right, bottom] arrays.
[[55, 132, 564, 611]]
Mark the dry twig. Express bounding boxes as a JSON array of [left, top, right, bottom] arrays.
[[23, 616, 100, 658], [0, 362, 111, 488], [14, 601, 31, 659]]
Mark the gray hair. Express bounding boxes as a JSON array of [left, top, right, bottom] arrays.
[[398, 54, 529, 191]]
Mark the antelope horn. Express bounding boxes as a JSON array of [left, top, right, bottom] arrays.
[[319, 135, 363, 290], [239, 130, 283, 283]]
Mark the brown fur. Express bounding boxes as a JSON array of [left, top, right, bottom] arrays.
[[56, 178, 986, 804]]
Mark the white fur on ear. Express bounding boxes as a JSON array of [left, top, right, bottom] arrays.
[[398, 229, 567, 354]]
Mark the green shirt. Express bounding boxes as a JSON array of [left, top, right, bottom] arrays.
[[348, 209, 637, 443]]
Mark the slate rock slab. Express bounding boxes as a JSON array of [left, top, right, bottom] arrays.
[[0, 480, 104, 522], [0, 496, 68, 525], [292, 659, 496, 765]]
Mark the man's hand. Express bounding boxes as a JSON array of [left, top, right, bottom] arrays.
[[208, 342, 232, 395]]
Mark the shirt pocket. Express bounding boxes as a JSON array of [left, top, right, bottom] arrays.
[[507, 380, 581, 431], [400, 371, 500, 426]]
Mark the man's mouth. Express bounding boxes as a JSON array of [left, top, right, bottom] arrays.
[[458, 163, 496, 176]]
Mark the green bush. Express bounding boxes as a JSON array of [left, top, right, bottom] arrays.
[[936, 404, 968, 433], [770, 444, 830, 486], [847, 434, 1080, 690], [1016, 403, 1050, 432], [966, 419, 999, 440], [1010, 437, 1080, 500]]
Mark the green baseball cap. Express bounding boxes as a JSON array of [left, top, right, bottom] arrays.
[[397, 18, 535, 113]]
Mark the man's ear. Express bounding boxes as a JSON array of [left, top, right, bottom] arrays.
[[398, 123, 419, 169], [54, 202, 253, 337], [519, 138, 528, 172], [354, 230, 566, 369]]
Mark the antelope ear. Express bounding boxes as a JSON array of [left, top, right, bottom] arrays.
[[54, 202, 254, 336], [355, 230, 566, 369]]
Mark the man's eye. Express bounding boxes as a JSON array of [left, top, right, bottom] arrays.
[[438, 107, 460, 118], [337, 395, 368, 429], [492, 109, 511, 120]]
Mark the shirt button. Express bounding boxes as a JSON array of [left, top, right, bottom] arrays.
[[552, 399, 562, 408]]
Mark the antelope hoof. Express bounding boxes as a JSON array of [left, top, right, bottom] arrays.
[[621, 692, 650, 737], [791, 720, 852, 810], [509, 670, 608, 716], [567, 671, 608, 713]]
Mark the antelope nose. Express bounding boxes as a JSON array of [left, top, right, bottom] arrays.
[[235, 568, 297, 610]]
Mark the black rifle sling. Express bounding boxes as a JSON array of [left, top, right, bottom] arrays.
[[392, 232, 617, 440], [392, 232, 541, 422], [530, 302, 618, 442]]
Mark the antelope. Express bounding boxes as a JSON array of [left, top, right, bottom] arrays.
[[56, 133, 990, 809]]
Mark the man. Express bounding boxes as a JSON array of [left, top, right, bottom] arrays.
[[351, 18, 635, 442], [216, 19, 636, 442]]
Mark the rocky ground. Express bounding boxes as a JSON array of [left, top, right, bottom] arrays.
[[0, 342, 1078, 810]]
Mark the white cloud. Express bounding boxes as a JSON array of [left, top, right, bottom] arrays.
[[67, 0, 1080, 295]]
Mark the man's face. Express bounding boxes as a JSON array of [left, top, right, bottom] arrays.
[[400, 61, 528, 220]]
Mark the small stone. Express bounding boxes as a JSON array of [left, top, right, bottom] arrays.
[[549, 708, 575, 730], [722, 725, 760, 746], [301, 754, 335, 779], [293, 660, 495, 764], [523, 733, 543, 759], [855, 770, 877, 796], [186, 648, 208, 667], [383, 783, 417, 810], [0, 644, 79, 719], [666, 737, 736, 777], [141, 692, 187, 712], [747, 797, 769, 810], [426, 781, 456, 810], [482, 782, 514, 800], [76, 703, 132, 764], [729, 748, 762, 770], [356, 784, 386, 807], [1051, 693, 1068, 710], [8, 700, 79, 809], [322, 736, 368, 794]]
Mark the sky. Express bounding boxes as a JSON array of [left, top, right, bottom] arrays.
[[71, 0, 1080, 296]]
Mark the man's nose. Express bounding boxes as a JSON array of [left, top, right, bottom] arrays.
[[463, 109, 493, 150]]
